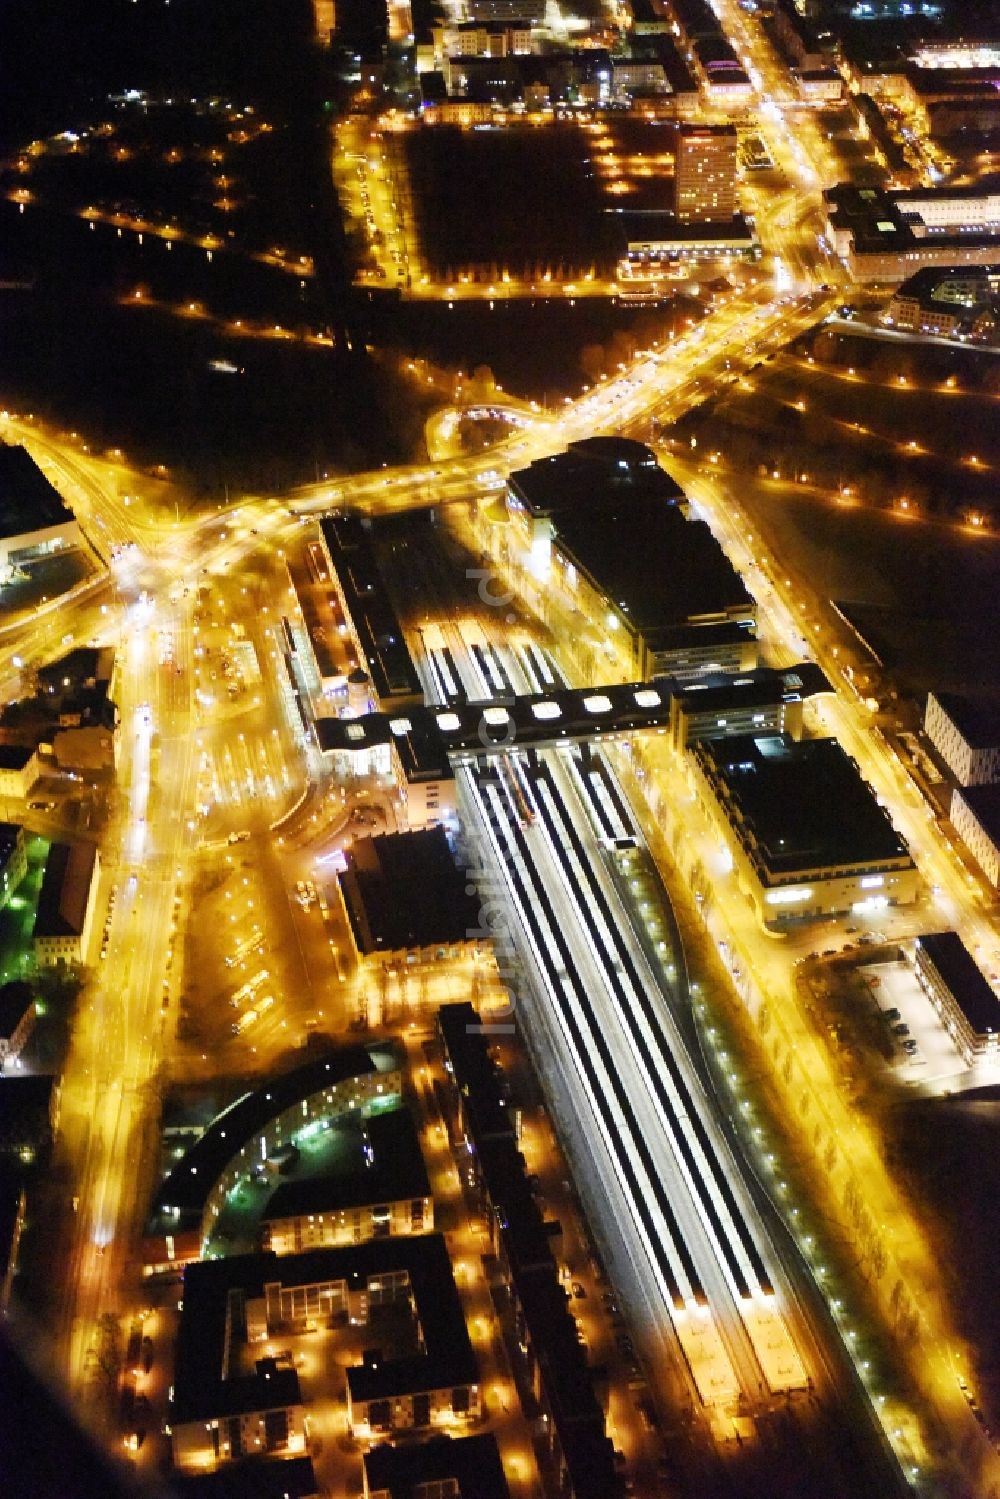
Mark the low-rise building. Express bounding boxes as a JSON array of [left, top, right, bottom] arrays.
[[900, 56, 1000, 138], [640, 620, 758, 678], [0, 646, 118, 775], [0, 444, 83, 579], [421, 93, 495, 125], [261, 1107, 433, 1253], [0, 746, 41, 801], [0, 982, 36, 1068], [0, 825, 27, 909], [144, 1048, 401, 1274], [364, 1433, 510, 1499], [170, 1235, 479, 1470], [885, 267, 1000, 341], [621, 211, 758, 263], [913, 931, 1000, 1066], [690, 732, 919, 927], [662, 662, 833, 750], [924, 691, 1000, 786], [950, 783, 1000, 887], [795, 66, 844, 100], [432, 21, 535, 59], [825, 182, 1000, 282], [691, 38, 753, 105], [337, 826, 483, 968], [466, 0, 544, 20], [318, 516, 423, 715], [770, 0, 837, 71], [668, 0, 723, 50], [31, 841, 101, 967]]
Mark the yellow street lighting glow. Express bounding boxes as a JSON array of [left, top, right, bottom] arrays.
[[764, 886, 812, 905]]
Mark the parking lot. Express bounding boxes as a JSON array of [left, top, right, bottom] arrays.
[[860, 957, 969, 1089]]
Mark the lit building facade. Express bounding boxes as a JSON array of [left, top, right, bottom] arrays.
[[690, 733, 919, 927], [674, 124, 738, 221]]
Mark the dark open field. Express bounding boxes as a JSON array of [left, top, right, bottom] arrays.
[[673, 323, 1000, 698], [400, 119, 677, 276], [745, 480, 1000, 698]]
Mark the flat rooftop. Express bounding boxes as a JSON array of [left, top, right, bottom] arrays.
[[618, 210, 754, 244], [149, 1048, 397, 1228], [0, 444, 76, 539], [931, 691, 1000, 750], [319, 516, 423, 706], [915, 931, 1000, 1038], [510, 442, 751, 635], [261, 1107, 430, 1223], [37, 646, 113, 692], [664, 663, 832, 716], [173, 1235, 476, 1425], [670, 0, 723, 38], [339, 827, 480, 955], [509, 438, 682, 520], [0, 746, 35, 771], [0, 1075, 55, 1138], [318, 679, 764, 756], [696, 734, 912, 876], [32, 842, 97, 939], [173, 1457, 318, 1499], [825, 182, 1000, 255], [363, 1434, 510, 1499], [554, 498, 753, 635], [438, 1002, 517, 1143], [893, 265, 1000, 303]]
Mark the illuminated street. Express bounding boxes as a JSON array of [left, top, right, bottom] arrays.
[[4, 0, 1000, 1494]]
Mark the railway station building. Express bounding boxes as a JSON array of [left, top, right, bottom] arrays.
[[501, 439, 756, 682]]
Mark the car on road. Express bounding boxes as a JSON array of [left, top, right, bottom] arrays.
[[28, 800, 54, 812], [572, 1281, 586, 1299]]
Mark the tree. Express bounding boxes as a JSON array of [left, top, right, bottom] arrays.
[[468, 364, 496, 400], [580, 343, 606, 383]]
